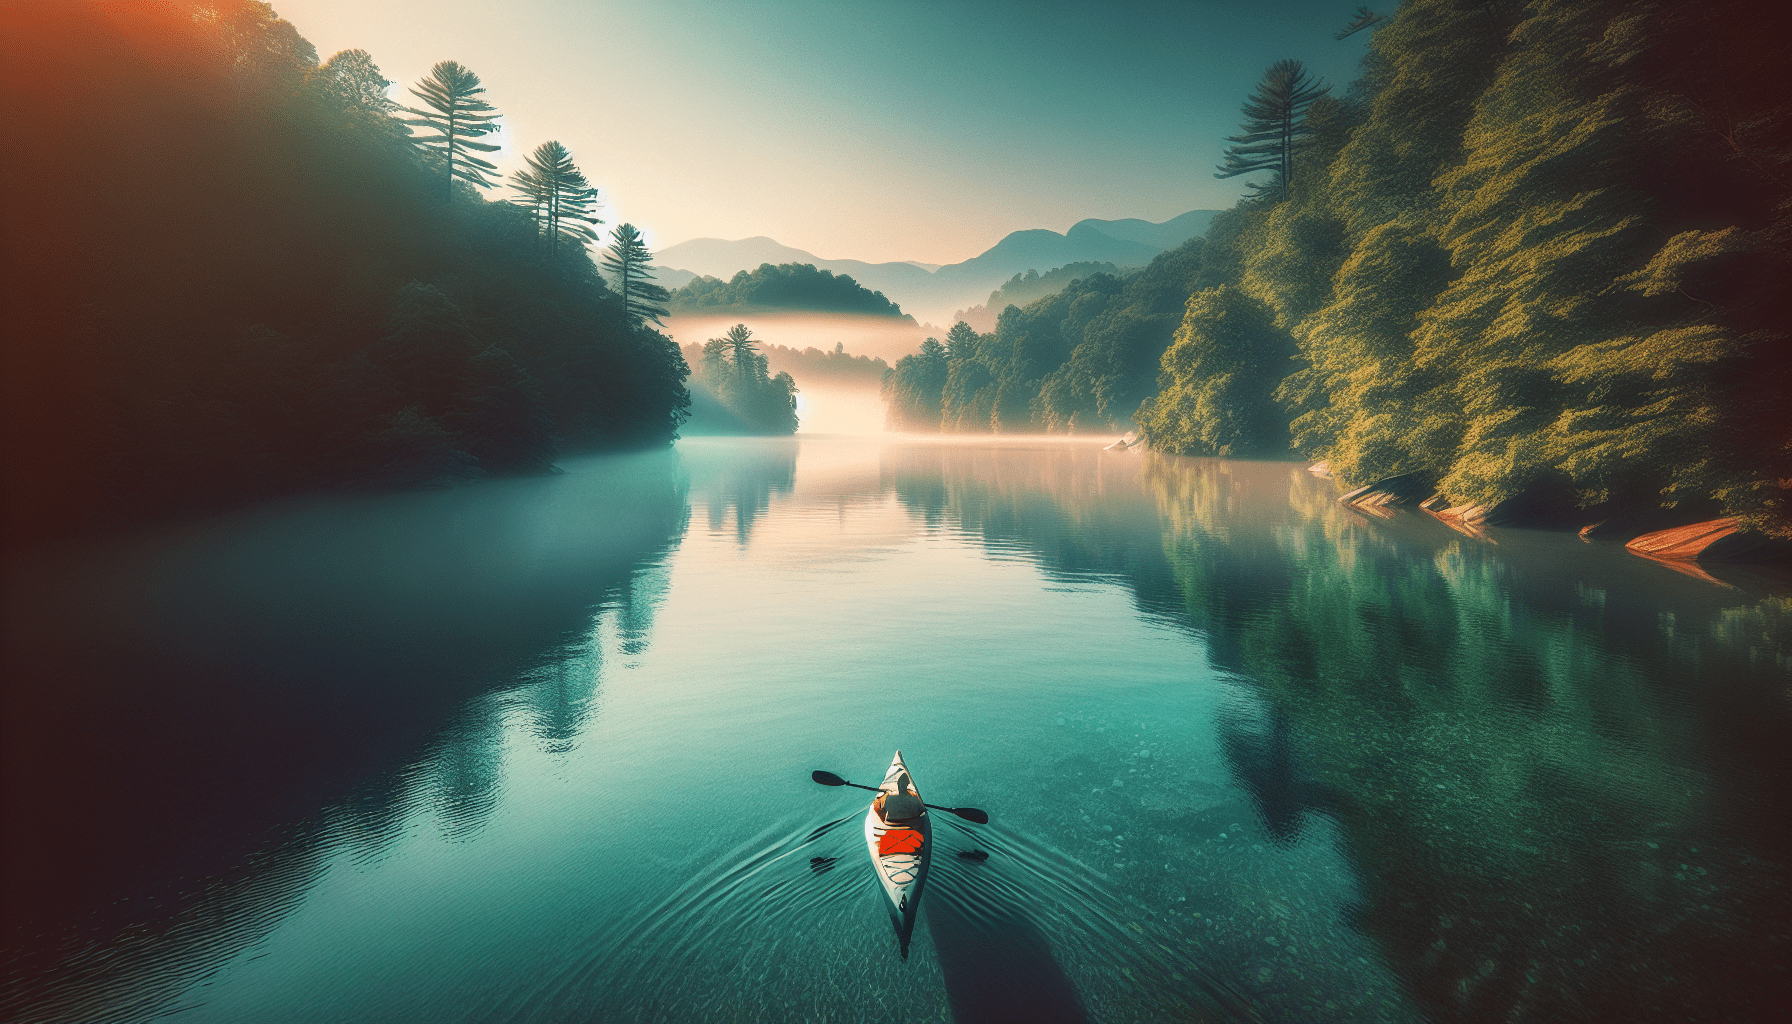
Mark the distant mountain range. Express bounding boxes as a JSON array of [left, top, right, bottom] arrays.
[[652, 210, 1219, 327]]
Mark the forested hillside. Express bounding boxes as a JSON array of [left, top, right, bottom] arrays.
[[668, 263, 916, 322], [882, 240, 1225, 432], [1142, 0, 1790, 535], [951, 262, 1131, 333], [2, 1, 689, 548], [893, 0, 1790, 535]]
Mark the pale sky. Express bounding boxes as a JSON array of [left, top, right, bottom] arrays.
[[277, 0, 1377, 266]]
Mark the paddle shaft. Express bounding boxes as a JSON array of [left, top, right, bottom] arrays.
[[823, 777, 987, 823]]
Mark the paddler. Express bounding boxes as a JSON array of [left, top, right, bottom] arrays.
[[874, 772, 924, 822]]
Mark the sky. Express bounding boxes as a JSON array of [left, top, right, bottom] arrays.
[[277, 0, 1380, 266]]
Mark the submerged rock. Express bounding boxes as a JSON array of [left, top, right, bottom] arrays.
[[1338, 472, 1432, 510], [1625, 518, 1792, 563]]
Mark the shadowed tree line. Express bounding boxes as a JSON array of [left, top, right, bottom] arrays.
[[880, 236, 1227, 433], [951, 262, 1132, 334], [669, 262, 916, 322], [2, 1, 688, 549]]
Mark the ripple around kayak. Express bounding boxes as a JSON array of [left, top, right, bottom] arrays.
[[465, 806, 1271, 1024]]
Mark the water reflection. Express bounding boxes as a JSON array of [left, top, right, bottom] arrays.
[[681, 437, 798, 546], [4, 438, 1787, 1023], [0, 451, 688, 1023], [1137, 454, 1792, 1023], [877, 444, 1790, 1021]]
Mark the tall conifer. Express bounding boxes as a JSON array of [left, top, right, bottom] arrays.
[[1214, 60, 1331, 201], [403, 61, 501, 200], [602, 223, 671, 326], [510, 142, 601, 255]]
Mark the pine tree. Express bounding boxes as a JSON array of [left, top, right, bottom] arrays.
[[602, 223, 671, 326], [1214, 60, 1331, 201], [403, 61, 501, 200], [722, 324, 758, 387], [509, 141, 601, 255]]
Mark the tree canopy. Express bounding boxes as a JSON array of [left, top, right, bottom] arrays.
[[2, 0, 690, 547], [1145, 0, 1791, 535], [668, 263, 915, 321], [603, 224, 672, 328], [403, 60, 502, 199], [510, 141, 602, 254]]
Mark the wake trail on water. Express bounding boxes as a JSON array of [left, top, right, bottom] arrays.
[[472, 809, 1262, 1024]]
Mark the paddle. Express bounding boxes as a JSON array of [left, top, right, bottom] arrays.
[[811, 770, 991, 824]]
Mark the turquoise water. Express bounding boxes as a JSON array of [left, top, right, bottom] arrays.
[[4, 437, 1788, 1022]]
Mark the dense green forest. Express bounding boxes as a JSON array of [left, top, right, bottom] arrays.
[[952, 262, 1132, 333], [888, 0, 1791, 536], [2, 1, 689, 548], [668, 263, 916, 321], [680, 326, 800, 435], [882, 240, 1226, 432]]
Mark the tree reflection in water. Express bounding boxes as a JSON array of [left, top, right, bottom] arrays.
[[681, 437, 798, 546], [1141, 454, 1792, 1023], [0, 451, 688, 1024]]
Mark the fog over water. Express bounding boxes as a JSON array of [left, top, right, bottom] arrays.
[[665, 312, 932, 367], [667, 311, 936, 436]]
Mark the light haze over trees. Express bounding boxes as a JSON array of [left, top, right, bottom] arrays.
[[686, 325, 799, 435]]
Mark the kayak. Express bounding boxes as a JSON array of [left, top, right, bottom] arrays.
[[863, 749, 931, 957]]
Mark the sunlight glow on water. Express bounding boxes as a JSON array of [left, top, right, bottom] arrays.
[[4, 437, 1788, 1023]]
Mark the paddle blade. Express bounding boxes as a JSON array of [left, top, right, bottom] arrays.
[[950, 807, 990, 825], [811, 770, 848, 787]]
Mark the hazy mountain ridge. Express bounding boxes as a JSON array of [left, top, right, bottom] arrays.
[[655, 211, 1220, 324]]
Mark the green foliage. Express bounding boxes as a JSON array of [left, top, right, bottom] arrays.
[[668, 263, 914, 321], [2, 2, 689, 545], [1135, 286, 1295, 457], [603, 223, 672, 328], [403, 60, 502, 199], [882, 338, 949, 430], [685, 325, 798, 434], [952, 262, 1128, 333], [1214, 59, 1332, 201], [886, 240, 1222, 435], [1139, 0, 1791, 534], [510, 141, 602, 255]]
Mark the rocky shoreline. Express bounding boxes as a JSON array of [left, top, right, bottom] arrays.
[[1323, 466, 1792, 575]]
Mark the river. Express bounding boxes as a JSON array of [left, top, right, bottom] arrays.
[[3, 436, 1788, 1023]]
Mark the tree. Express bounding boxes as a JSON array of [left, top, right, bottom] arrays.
[[1214, 59, 1331, 201], [602, 223, 671, 326], [1135, 285, 1295, 457], [723, 324, 757, 387], [881, 337, 949, 430], [1334, 4, 1387, 39], [312, 48, 394, 114], [945, 321, 980, 360], [404, 61, 501, 200], [509, 141, 601, 255]]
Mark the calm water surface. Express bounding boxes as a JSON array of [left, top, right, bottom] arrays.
[[4, 437, 1789, 1023]]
